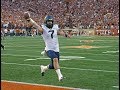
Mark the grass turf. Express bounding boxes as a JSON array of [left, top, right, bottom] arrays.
[[1, 35, 119, 90]]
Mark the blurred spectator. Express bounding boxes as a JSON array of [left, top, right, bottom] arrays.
[[1, 0, 119, 30]]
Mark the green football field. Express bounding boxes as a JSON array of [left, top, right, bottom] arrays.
[[1, 35, 119, 90]]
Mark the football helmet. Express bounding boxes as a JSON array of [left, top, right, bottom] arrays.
[[44, 15, 54, 28]]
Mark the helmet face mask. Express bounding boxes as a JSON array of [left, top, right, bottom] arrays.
[[46, 20, 53, 28], [44, 15, 54, 29]]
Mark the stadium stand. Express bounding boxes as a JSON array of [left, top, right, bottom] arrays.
[[1, 0, 119, 36]]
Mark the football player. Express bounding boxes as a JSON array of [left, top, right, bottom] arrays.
[[1, 30, 5, 50], [24, 12, 71, 81]]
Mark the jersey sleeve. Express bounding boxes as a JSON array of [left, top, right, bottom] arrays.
[[54, 24, 60, 31], [41, 24, 45, 34]]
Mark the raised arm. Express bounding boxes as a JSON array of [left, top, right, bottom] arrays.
[[24, 12, 43, 33]]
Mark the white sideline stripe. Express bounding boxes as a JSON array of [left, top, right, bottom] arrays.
[[1, 80, 92, 90], [1, 62, 118, 73], [112, 86, 119, 88], [2, 54, 118, 63]]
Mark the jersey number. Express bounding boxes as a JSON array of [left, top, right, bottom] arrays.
[[49, 30, 54, 39]]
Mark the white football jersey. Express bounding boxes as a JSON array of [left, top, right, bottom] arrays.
[[41, 24, 60, 52]]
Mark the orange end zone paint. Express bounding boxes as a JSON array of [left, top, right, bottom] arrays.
[[1, 81, 75, 90]]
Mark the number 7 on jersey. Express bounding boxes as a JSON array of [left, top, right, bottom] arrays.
[[49, 30, 54, 39]]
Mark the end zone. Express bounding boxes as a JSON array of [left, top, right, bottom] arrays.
[[1, 80, 91, 90]]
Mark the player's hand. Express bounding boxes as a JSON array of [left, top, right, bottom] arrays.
[[24, 11, 30, 20]]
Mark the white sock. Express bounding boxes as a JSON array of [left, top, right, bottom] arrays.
[[55, 69, 63, 78]]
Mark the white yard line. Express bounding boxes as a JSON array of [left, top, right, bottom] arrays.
[[1, 62, 118, 73], [4, 49, 42, 52], [24, 58, 118, 62], [61, 67, 118, 73], [112, 86, 119, 88], [80, 59, 119, 63], [1, 54, 40, 58], [24, 58, 71, 61], [1, 54, 118, 63], [102, 50, 119, 53], [3, 49, 119, 56], [24, 59, 37, 61]]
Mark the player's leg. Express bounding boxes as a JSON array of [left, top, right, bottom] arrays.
[[40, 50, 49, 76], [47, 50, 63, 81], [53, 52, 63, 81], [53, 58, 60, 69], [52, 58, 63, 81], [40, 50, 51, 76], [40, 50, 55, 76]]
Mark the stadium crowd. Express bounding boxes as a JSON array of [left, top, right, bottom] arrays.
[[1, 0, 119, 36]]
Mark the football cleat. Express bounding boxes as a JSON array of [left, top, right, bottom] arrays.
[[59, 76, 63, 81], [40, 65, 45, 76]]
